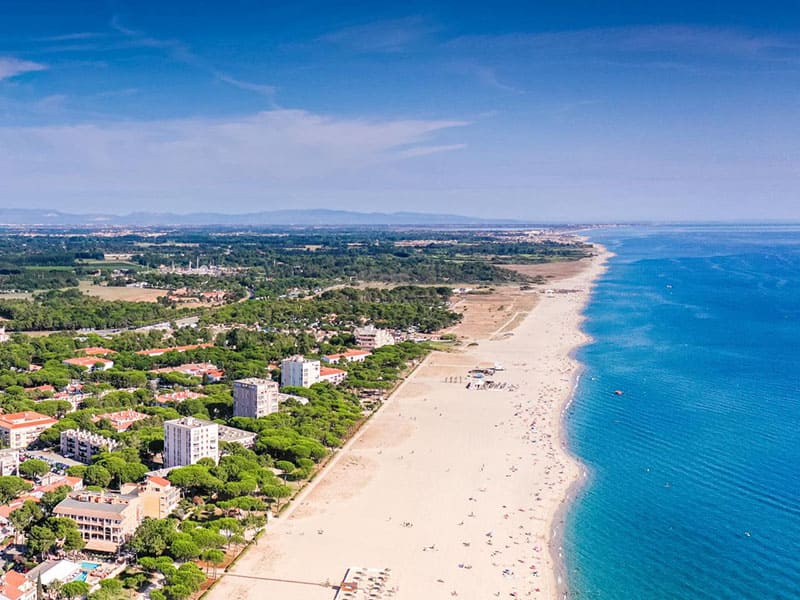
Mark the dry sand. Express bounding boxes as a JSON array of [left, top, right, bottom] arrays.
[[207, 247, 609, 600]]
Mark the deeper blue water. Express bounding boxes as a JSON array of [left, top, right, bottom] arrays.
[[565, 226, 800, 600]]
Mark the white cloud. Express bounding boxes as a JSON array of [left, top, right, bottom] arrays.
[[397, 143, 466, 158], [0, 56, 46, 80], [0, 109, 468, 200]]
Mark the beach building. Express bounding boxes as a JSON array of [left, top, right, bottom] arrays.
[[0, 449, 19, 476], [53, 490, 143, 552], [0, 569, 35, 600], [0, 411, 58, 449], [354, 325, 395, 350], [62, 356, 114, 371], [319, 366, 347, 385], [322, 349, 371, 364], [281, 356, 321, 388], [91, 410, 149, 432], [120, 475, 180, 519], [163, 417, 219, 468], [233, 378, 279, 418], [60, 429, 119, 464]]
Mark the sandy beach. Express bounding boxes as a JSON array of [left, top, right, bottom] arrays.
[[207, 246, 609, 600]]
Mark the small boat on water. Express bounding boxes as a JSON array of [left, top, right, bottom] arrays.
[[614, 390, 624, 396]]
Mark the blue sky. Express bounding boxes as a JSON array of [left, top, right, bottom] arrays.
[[1, 0, 799, 221]]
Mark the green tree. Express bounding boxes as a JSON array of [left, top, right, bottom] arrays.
[[83, 464, 112, 488], [128, 518, 177, 557], [0, 476, 32, 503], [202, 549, 225, 577], [27, 524, 56, 558], [8, 500, 43, 542], [169, 536, 200, 561], [60, 580, 90, 598], [18, 459, 50, 479]]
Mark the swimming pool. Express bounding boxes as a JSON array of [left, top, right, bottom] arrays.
[[74, 572, 88, 582], [79, 561, 100, 571]]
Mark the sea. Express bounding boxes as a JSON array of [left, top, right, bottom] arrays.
[[564, 225, 800, 600]]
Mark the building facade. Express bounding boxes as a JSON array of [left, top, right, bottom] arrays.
[[120, 475, 180, 519], [233, 378, 280, 418], [163, 417, 219, 468], [354, 325, 395, 350], [0, 411, 58, 449], [0, 449, 19, 476], [52, 490, 143, 553], [280, 356, 321, 388], [319, 366, 347, 385], [60, 429, 118, 464]]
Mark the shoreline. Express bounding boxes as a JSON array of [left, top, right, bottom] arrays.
[[550, 246, 612, 600], [207, 245, 611, 600]]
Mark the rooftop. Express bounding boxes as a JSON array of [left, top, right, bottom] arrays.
[[0, 411, 58, 430], [62, 356, 113, 368]]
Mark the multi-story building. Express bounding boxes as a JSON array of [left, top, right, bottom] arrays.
[[319, 366, 347, 385], [354, 325, 395, 350], [60, 429, 118, 464], [0, 411, 58, 449], [233, 378, 280, 418], [52, 490, 143, 553], [280, 356, 321, 388], [0, 448, 19, 476], [163, 417, 219, 468], [120, 475, 180, 519]]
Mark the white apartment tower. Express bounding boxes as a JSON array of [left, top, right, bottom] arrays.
[[233, 378, 280, 418], [163, 417, 219, 468], [280, 356, 321, 388]]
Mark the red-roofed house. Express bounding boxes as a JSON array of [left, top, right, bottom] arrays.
[[322, 349, 372, 364], [0, 569, 36, 600], [62, 356, 114, 372], [0, 412, 58, 449], [319, 366, 347, 385], [91, 410, 149, 432]]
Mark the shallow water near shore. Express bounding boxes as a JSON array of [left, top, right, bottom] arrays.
[[565, 225, 800, 599]]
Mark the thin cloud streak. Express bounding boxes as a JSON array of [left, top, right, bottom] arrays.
[[447, 25, 800, 61], [318, 17, 440, 53], [0, 56, 46, 80]]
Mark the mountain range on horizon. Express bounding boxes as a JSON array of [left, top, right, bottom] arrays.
[[0, 207, 532, 227]]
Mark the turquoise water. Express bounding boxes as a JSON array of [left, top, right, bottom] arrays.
[[565, 226, 800, 599], [74, 572, 88, 582], [80, 561, 100, 571]]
